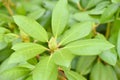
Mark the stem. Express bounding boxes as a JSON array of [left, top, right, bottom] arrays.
[[92, 24, 99, 36], [2, 0, 14, 16], [77, 2, 86, 11], [105, 23, 111, 39]]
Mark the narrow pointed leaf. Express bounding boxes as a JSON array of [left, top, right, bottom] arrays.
[[13, 15, 48, 42], [60, 22, 93, 45], [9, 43, 46, 63], [52, 0, 69, 37], [64, 39, 114, 55], [33, 56, 58, 80]]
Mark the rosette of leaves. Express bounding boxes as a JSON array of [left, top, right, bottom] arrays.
[[0, 0, 115, 80]]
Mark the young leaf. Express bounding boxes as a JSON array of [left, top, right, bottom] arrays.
[[99, 49, 117, 66], [60, 22, 93, 45], [100, 3, 119, 23], [9, 43, 46, 63], [53, 49, 75, 67], [0, 67, 30, 80], [52, 0, 69, 37], [13, 15, 48, 42], [33, 56, 58, 80], [64, 69, 86, 80], [63, 39, 114, 55]]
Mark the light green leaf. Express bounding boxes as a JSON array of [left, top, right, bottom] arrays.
[[111, 0, 120, 3], [99, 49, 117, 66], [90, 61, 107, 80], [0, 13, 13, 23], [64, 39, 114, 55], [117, 30, 120, 59], [0, 67, 30, 80], [25, 76, 33, 80], [60, 22, 93, 45], [13, 15, 48, 42], [73, 12, 100, 23], [86, 0, 103, 9], [53, 49, 75, 67], [52, 0, 69, 37], [105, 65, 118, 80], [0, 58, 17, 73], [33, 56, 58, 80], [100, 3, 119, 23], [9, 43, 46, 63], [76, 56, 96, 75], [27, 8, 45, 20], [64, 69, 86, 80]]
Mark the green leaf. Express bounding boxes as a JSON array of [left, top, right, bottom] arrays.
[[117, 30, 120, 59], [52, 0, 69, 37], [0, 67, 30, 80], [109, 20, 120, 45], [63, 39, 114, 55], [105, 65, 118, 80], [86, 0, 103, 9], [73, 12, 100, 23], [111, 0, 120, 3], [53, 49, 74, 67], [0, 58, 17, 73], [13, 15, 48, 42], [33, 56, 58, 80], [25, 76, 33, 80], [100, 3, 119, 23], [9, 43, 46, 63], [76, 56, 96, 75], [27, 8, 45, 20], [64, 69, 86, 80], [99, 49, 117, 66], [60, 22, 93, 45], [90, 61, 108, 80], [0, 13, 13, 23]]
